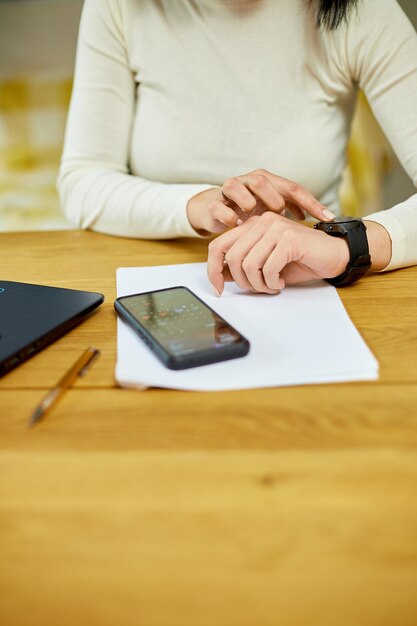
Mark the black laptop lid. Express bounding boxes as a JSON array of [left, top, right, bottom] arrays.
[[0, 281, 104, 376]]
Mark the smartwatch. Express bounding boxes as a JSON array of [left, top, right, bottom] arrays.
[[314, 217, 372, 286]]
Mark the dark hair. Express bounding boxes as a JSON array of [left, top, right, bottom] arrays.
[[312, 0, 359, 30]]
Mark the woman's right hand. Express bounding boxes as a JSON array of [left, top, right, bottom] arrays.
[[186, 169, 336, 234]]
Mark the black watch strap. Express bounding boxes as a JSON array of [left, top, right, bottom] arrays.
[[314, 219, 371, 287], [327, 225, 371, 286]]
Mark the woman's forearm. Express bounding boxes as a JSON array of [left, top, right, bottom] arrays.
[[58, 164, 213, 239]]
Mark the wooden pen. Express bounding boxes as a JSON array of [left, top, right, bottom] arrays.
[[28, 346, 100, 427]]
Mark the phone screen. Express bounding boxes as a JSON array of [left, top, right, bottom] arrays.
[[117, 287, 248, 362]]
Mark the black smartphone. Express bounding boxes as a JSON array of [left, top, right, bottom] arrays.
[[114, 286, 250, 370]]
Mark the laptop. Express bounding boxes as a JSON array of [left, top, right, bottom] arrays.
[[0, 281, 104, 377]]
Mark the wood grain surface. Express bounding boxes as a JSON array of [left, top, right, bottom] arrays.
[[1, 230, 417, 626]]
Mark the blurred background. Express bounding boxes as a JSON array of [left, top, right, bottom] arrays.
[[0, 0, 416, 232]]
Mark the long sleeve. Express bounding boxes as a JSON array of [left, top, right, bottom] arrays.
[[59, 0, 417, 262], [57, 0, 212, 239], [341, 0, 417, 270]]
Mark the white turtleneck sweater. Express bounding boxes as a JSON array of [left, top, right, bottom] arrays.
[[58, 0, 417, 271]]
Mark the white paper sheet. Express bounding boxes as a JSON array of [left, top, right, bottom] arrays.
[[115, 264, 378, 391]]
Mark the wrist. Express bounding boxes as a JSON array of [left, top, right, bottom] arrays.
[[186, 187, 220, 233], [328, 236, 350, 278], [363, 220, 392, 271]]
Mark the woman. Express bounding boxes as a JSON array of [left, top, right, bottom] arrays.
[[58, 0, 417, 294]]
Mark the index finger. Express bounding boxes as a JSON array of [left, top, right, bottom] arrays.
[[262, 173, 335, 222], [207, 221, 254, 296]]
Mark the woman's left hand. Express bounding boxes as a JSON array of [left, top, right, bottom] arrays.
[[207, 211, 350, 295]]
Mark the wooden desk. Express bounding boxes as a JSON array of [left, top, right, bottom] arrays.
[[1, 230, 417, 626]]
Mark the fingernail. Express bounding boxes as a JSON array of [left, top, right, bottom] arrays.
[[212, 286, 221, 298], [322, 209, 336, 221], [236, 219, 243, 226]]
